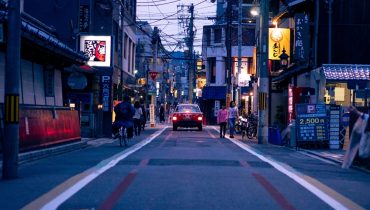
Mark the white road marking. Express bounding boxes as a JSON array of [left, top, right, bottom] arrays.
[[37, 127, 168, 210], [297, 151, 337, 165], [211, 127, 362, 210]]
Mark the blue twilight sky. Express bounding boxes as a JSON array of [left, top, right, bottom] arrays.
[[137, 0, 217, 53]]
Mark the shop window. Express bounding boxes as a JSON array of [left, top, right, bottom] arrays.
[[334, 87, 345, 101]]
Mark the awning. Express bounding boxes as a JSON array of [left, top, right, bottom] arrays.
[[323, 64, 370, 80], [240, 86, 252, 95], [65, 65, 97, 74], [272, 64, 309, 83], [201, 86, 226, 100]]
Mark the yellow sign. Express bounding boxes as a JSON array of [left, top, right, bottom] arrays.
[[268, 28, 290, 60]]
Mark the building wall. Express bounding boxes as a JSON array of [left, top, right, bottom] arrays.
[[318, 0, 370, 65], [0, 52, 62, 106], [23, 0, 79, 48]]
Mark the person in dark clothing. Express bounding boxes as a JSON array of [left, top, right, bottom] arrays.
[[159, 104, 165, 123], [112, 95, 135, 138]]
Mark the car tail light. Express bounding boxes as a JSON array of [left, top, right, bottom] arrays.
[[172, 116, 177, 121], [197, 116, 203, 121]]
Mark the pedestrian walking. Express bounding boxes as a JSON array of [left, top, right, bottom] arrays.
[[168, 105, 175, 123], [217, 105, 228, 138], [228, 101, 239, 138], [133, 101, 143, 136], [159, 104, 165, 123], [140, 100, 147, 130], [342, 106, 370, 169]]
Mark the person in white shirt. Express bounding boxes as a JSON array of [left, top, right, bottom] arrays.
[[228, 101, 239, 138], [133, 101, 143, 136]]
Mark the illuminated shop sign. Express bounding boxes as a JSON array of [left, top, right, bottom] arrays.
[[80, 35, 111, 67], [100, 75, 112, 111], [268, 28, 290, 60]]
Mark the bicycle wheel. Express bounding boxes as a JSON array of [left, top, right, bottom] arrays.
[[119, 127, 124, 147], [247, 125, 254, 139], [123, 127, 128, 146]]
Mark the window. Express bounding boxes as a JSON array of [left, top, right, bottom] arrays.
[[204, 28, 211, 46], [124, 34, 128, 59], [208, 57, 216, 83], [214, 28, 222, 43]]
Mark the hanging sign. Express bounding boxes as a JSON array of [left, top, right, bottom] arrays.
[[268, 28, 290, 60], [294, 13, 309, 61]]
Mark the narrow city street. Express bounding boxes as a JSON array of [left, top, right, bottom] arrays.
[[1, 126, 369, 210]]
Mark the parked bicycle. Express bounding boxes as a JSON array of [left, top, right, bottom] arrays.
[[246, 114, 258, 139]]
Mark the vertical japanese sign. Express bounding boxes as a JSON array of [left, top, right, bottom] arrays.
[[80, 36, 111, 67], [100, 75, 112, 112], [288, 84, 293, 123], [268, 28, 290, 60], [329, 105, 341, 149], [79, 5, 90, 33], [294, 14, 309, 61], [214, 100, 220, 117]]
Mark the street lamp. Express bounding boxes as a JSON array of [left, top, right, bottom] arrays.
[[279, 48, 289, 69]]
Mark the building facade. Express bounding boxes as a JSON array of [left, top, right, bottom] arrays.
[[0, 2, 88, 151], [24, 0, 138, 137], [201, 0, 257, 124]]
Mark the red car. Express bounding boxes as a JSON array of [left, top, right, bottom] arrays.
[[172, 104, 203, 131]]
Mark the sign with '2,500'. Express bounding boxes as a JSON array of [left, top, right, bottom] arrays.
[[296, 104, 328, 141]]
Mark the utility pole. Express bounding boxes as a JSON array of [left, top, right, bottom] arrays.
[[237, 0, 242, 106], [226, 0, 233, 106], [188, 4, 194, 103], [257, 0, 269, 144], [3, 0, 21, 179], [150, 27, 159, 127], [327, 0, 332, 64]]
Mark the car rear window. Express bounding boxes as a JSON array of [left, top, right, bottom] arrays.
[[176, 105, 200, 113]]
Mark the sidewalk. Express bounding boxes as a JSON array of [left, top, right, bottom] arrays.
[[0, 123, 168, 168], [225, 126, 370, 173]]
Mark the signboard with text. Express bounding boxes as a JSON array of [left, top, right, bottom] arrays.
[[294, 14, 309, 61], [100, 75, 112, 112], [268, 28, 290, 60], [296, 104, 327, 141], [80, 35, 111, 67]]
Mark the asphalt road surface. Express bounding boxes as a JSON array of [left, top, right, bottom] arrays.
[[1, 126, 370, 210]]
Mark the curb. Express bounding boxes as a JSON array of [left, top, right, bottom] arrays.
[[18, 140, 88, 164]]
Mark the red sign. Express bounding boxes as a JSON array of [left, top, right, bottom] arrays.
[[149, 71, 159, 80]]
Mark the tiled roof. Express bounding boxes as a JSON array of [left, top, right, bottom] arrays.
[[323, 64, 370, 80]]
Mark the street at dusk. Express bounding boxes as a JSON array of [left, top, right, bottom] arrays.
[[1, 0, 370, 209], [1, 125, 370, 209]]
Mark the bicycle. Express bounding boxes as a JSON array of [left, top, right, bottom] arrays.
[[246, 114, 258, 139]]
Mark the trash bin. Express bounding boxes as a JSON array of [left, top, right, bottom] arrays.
[[268, 127, 282, 145]]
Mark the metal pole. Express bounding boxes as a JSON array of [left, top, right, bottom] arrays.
[[188, 4, 194, 103], [150, 27, 159, 127], [226, 0, 233, 105], [3, 0, 21, 179], [237, 0, 242, 106], [328, 0, 332, 64], [257, 0, 269, 144]]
